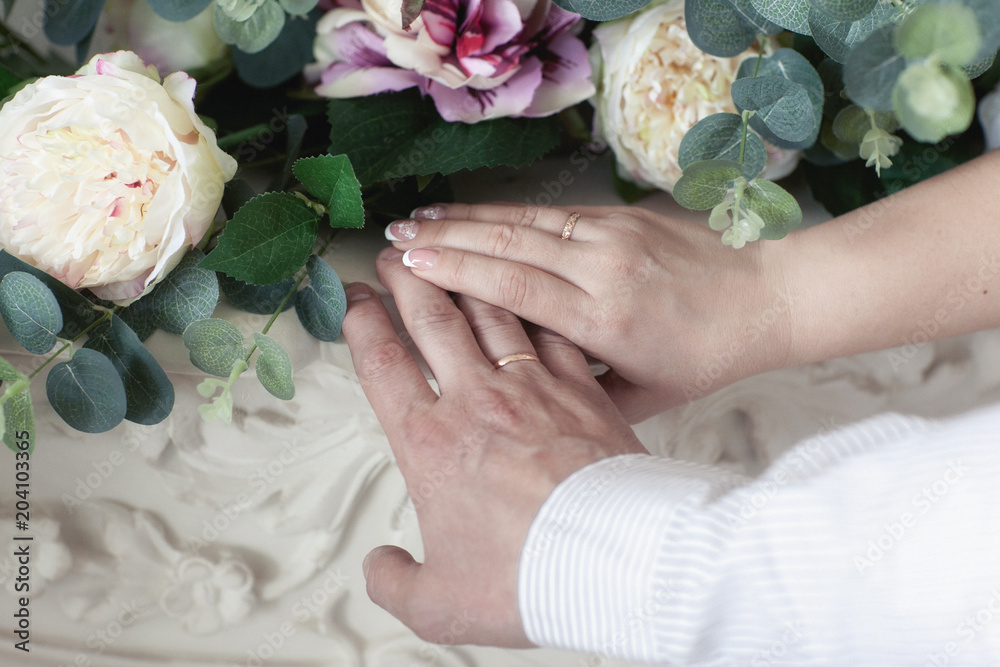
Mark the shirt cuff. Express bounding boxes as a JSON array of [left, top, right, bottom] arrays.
[[517, 453, 744, 662]]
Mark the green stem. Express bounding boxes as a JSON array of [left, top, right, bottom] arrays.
[[216, 123, 273, 150], [243, 234, 338, 363], [27, 307, 117, 380], [752, 42, 765, 78], [737, 43, 767, 167]]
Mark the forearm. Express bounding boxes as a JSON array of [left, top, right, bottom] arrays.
[[779, 148, 1000, 368], [520, 404, 1000, 664]]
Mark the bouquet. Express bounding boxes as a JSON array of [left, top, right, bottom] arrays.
[[1, 0, 998, 447]]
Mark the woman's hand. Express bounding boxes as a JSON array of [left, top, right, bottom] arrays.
[[384, 203, 794, 421], [342, 247, 647, 647]]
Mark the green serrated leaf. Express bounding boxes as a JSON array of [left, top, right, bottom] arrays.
[[84, 316, 174, 425], [684, 0, 757, 58], [295, 256, 346, 342], [145, 0, 211, 21], [810, 0, 877, 22], [678, 112, 768, 180], [46, 348, 127, 433], [44, 0, 106, 45], [3, 387, 34, 455], [747, 0, 812, 33], [233, 10, 319, 88], [215, 0, 285, 54], [219, 274, 296, 315], [293, 155, 365, 229], [183, 319, 247, 378], [895, 3, 980, 67], [0, 272, 63, 355], [550, 0, 649, 21], [808, 2, 894, 63], [672, 159, 744, 210], [844, 24, 906, 111], [732, 76, 815, 144], [201, 192, 319, 285], [892, 62, 975, 143], [146, 250, 219, 335], [328, 89, 561, 187], [743, 179, 803, 239], [252, 333, 295, 400]]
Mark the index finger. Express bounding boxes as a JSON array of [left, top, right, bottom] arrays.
[[341, 282, 437, 446]]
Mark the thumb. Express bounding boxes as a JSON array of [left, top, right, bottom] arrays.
[[363, 545, 422, 621]]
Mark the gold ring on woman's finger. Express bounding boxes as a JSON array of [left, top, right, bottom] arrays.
[[494, 353, 541, 368], [560, 212, 580, 241]]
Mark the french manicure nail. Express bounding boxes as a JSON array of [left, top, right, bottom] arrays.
[[410, 205, 445, 220], [402, 248, 438, 270], [385, 219, 420, 241], [344, 282, 374, 302]]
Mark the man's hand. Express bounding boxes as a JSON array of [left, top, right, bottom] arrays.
[[342, 247, 647, 647]]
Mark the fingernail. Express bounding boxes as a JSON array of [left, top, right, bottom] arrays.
[[385, 219, 420, 241], [344, 282, 374, 302], [410, 205, 445, 220], [402, 248, 438, 270]]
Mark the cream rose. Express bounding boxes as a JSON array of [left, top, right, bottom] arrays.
[[591, 0, 798, 193], [0, 51, 237, 304]]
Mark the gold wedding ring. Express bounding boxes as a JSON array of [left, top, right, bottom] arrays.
[[560, 212, 580, 240], [494, 353, 541, 368]]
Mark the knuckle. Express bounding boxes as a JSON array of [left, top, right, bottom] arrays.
[[408, 300, 466, 338], [485, 223, 518, 257], [468, 303, 518, 340], [356, 338, 411, 383], [513, 205, 542, 228], [497, 265, 530, 311]]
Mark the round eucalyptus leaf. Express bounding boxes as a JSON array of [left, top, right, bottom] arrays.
[[808, 2, 894, 64], [892, 62, 975, 143], [182, 318, 247, 377], [746, 0, 812, 34], [684, 0, 757, 58], [215, 0, 285, 53], [252, 333, 295, 400], [844, 24, 906, 111], [737, 49, 824, 148], [0, 272, 63, 355], [809, 0, 877, 23], [732, 76, 816, 144], [46, 349, 127, 434], [962, 52, 996, 80], [295, 256, 346, 342], [744, 179, 803, 240], [671, 159, 743, 211], [894, 3, 981, 67], [678, 113, 768, 180]]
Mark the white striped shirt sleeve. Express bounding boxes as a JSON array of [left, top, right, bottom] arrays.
[[518, 404, 1000, 666]]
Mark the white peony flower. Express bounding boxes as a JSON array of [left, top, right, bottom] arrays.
[[0, 51, 237, 305], [591, 0, 797, 193], [90, 0, 228, 75]]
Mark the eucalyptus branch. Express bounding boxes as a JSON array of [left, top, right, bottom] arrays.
[[27, 306, 118, 380]]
